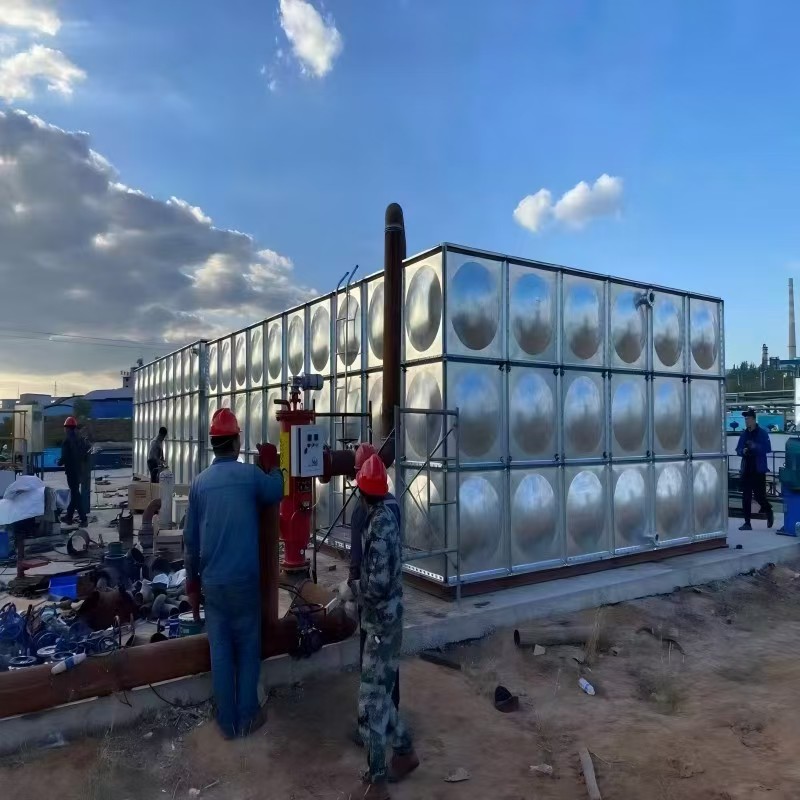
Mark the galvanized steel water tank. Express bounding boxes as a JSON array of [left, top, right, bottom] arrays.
[[132, 242, 726, 587]]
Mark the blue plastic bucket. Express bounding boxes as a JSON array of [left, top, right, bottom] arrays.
[[49, 575, 78, 600]]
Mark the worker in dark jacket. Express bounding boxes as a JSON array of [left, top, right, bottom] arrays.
[[147, 427, 168, 483], [183, 408, 283, 740], [58, 416, 88, 527], [736, 409, 774, 530], [348, 442, 401, 747]]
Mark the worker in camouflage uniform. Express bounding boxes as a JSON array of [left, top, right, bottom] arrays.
[[341, 454, 418, 799]]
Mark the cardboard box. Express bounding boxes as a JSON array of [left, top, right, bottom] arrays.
[[128, 481, 160, 513]]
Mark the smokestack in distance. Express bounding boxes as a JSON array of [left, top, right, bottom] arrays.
[[790, 278, 797, 359]]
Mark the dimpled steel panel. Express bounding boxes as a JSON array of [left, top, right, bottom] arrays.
[[234, 333, 247, 390], [689, 298, 722, 375], [691, 379, 723, 454], [510, 467, 561, 568], [336, 291, 362, 372], [653, 292, 685, 372], [508, 263, 557, 362], [366, 276, 384, 368], [611, 374, 648, 457], [563, 371, 606, 460], [652, 376, 687, 455], [563, 275, 604, 366], [220, 337, 232, 392], [612, 463, 652, 552], [287, 310, 306, 377], [403, 363, 444, 462], [310, 299, 332, 375], [249, 325, 263, 388], [508, 367, 558, 462], [266, 318, 284, 385], [610, 285, 647, 369], [446, 252, 502, 359], [692, 458, 725, 536], [248, 391, 263, 451], [565, 465, 609, 559], [655, 461, 690, 542], [404, 254, 443, 361]]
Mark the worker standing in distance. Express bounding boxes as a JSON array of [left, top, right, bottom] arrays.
[[736, 409, 774, 530], [183, 408, 283, 739], [58, 416, 89, 528], [348, 442, 401, 747], [343, 454, 418, 799], [147, 426, 168, 483]]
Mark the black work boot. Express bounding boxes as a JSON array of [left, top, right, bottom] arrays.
[[739, 522, 752, 531], [767, 507, 775, 529]]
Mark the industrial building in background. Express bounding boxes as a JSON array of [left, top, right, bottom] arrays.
[[134, 225, 727, 592]]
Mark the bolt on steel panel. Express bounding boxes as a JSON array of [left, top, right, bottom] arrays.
[[610, 373, 650, 458], [652, 292, 686, 373], [692, 458, 725, 538], [249, 324, 264, 388], [336, 284, 364, 374], [402, 362, 445, 463], [654, 460, 691, 544], [366, 275, 385, 369], [507, 261, 558, 363], [652, 376, 688, 456], [234, 332, 248, 391], [565, 465, 611, 561], [403, 251, 444, 363], [266, 317, 285, 386], [612, 463, 654, 553], [507, 366, 559, 464], [309, 296, 334, 376], [609, 284, 648, 370], [444, 249, 504, 360], [689, 298, 722, 376], [509, 466, 564, 571], [562, 370, 607, 460], [690, 378, 723, 455], [562, 274, 605, 367], [286, 308, 308, 378]]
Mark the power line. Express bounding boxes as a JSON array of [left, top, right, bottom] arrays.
[[0, 323, 173, 348], [0, 329, 176, 350]]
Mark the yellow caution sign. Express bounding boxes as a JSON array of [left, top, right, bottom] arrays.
[[279, 430, 290, 496]]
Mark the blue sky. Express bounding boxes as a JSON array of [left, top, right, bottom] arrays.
[[1, 0, 799, 390]]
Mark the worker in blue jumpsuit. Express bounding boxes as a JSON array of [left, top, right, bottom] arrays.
[[184, 408, 283, 739], [58, 416, 89, 527]]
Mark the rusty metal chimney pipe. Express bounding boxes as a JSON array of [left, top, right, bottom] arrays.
[[380, 203, 405, 467], [790, 278, 796, 359]]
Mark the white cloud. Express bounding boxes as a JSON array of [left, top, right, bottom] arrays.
[[513, 189, 553, 234], [513, 174, 623, 234], [553, 174, 623, 228], [0, 0, 60, 36], [0, 34, 18, 53], [279, 0, 343, 78], [0, 44, 86, 101], [0, 110, 316, 388]]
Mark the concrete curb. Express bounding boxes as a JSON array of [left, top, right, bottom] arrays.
[[1, 530, 797, 755]]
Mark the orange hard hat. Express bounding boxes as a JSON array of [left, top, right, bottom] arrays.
[[63, 416, 77, 428], [356, 454, 389, 497], [354, 442, 378, 471], [209, 407, 240, 437]]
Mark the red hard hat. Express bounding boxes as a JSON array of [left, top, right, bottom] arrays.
[[356, 454, 389, 497], [209, 407, 240, 437], [63, 416, 77, 428], [354, 442, 378, 471]]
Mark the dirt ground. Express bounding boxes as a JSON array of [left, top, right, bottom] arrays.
[[5, 561, 800, 799]]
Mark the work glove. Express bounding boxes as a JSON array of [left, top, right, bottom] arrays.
[[186, 578, 202, 623]]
